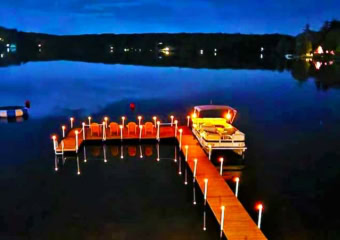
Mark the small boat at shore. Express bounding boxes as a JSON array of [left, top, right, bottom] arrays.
[[191, 105, 246, 155]]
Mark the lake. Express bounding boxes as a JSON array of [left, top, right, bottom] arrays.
[[1, 58, 340, 239]]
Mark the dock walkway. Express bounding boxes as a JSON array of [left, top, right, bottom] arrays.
[[54, 124, 267, 239]]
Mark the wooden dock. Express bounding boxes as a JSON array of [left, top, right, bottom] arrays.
[[56, 125, 175, 152], [54, 124, 267, 239], [177, 127, 267, 240]]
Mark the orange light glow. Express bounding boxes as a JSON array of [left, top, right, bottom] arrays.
[[52, 135, 56, 140], [88, 116, 91, 120], [153, 116, 157, 120], [256, 203, 264, 211], [170, 115, 174, 119], [187, 115, 190, 119], [139, 125, 143, 129], [138, 116, 142, 120], [119, 125, 123, 129], [225, 112, 232, 120], [104, 117, 108, 121], [192, 113, 197, 118], [185, 145, 188, 149], [233, 177, 240, 182], [122, 116, 125, 120], [219, 157, 224, 162], [204, 178, 208, 183], [179, 128, 183, 133], [62, 125, 66, 130], [70, 117, 74, 121], [157, 121, 160, 125], [75, 130, 79, 135], [174, 120, 178, 124]]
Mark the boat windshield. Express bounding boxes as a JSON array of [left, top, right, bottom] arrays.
[[199, 109, 227, 118]]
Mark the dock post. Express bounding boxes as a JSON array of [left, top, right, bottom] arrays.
[[208, 145, 212, 160], [138, 116, 142, 127], [54, 155, 58, 171], [187, 116, 190, 127], [102, 122, 106, 141], [203, 210, 207, 231], [70, 117, 74, 129], [88, 116, 91, 125], [82, 122, 85, 140], [170, 115, 174, 126], [156, 143, 160, 161], [84, 145, 87, 163], [204, 178, 208, 205], [219, 157, 224, 176], [139, 125, 143, 140], [62, 125, 66, 138], [156, 121, 160, 141], [193, 185, 196, 205], [220, 206, 225, 237], [257, 204, 263, 229], [174, 120, 178, 137], [121, 116, 125, 127], [185, 145, 188, 162], [52, 135, 57, 154], [179, 129, 183, 148], [193, 158, 198, 182], [234, 177, 240, 197], [120, 125, 123, 141], [153, 116, 157, 128], [75, 130, 79, 153], [184, 167, 188, 185]]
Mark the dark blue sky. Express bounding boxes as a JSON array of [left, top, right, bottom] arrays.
[[0, 0, 338, 35]]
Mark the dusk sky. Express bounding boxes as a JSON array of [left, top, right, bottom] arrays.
[[0, 0, 338, 35]]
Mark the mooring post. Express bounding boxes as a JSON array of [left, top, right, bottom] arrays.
[[179, 129, 183, 149], [193, 158, 198, 182], [204, 178, 208, 205], [52, 135, 57, 154], [102, 122, 106, 141], [153, 116, 157, 128], [185, 145, 188, 162], [156, 121, 160, 141], [70, 117, 74, 129], [75, 130, 79, 153], [220, 206, 225, 237], [174, 120, 178, 137], [257, 204, 263, 229], [139, 125, 143, 140], [234, 177, 240, 198], [62, 125, 66, 138], [138, 116, 142, 127], [219, 157, 224, 176], [121, 116, 125, 127], [82, 122, 85, 140]]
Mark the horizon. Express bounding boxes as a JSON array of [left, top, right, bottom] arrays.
[[0, 0, 338, 36]]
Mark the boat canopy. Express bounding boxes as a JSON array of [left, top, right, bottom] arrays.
[[193, 105, 237, 123]]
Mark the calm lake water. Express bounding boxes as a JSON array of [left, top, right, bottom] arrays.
[[1, 60, 340, 239]]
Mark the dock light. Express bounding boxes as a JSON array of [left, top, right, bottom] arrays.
[[75, 130, 79, 153], [220, 206, 225, 234], [156, 121, 161, 141], [119, 125, 123, 140], [187, 115, 190, 127], [104, 117, 108, 128], [179, 129, 183, 148], [121, 116, 125, 126], [62, 125, 66, 138], [256, 203, 264, 229], [70, 117, 74, 128], [174, 120, 178, 136], [219, 157, 224, 176], [156, 143, 160, 162], [139, 125, 143, 139], [88, 116, 92, 125], [52, 135, 57, 152], [208, 145, 212, 160], [184, 168, 188, 185], [192, 113, 197, 119], [185, 145, 189, 162], [204, 178, 208, 205], [138, 116, 142, 126], [193, 158, 198, 182], [77, 156, 80, 175], [234, 177, 240, 197], [153, 116, 157, 127], [203, 210, 207, 231], [102, 121, 106, 141], [193, 186, 197, 205], [82, 122, 86, 140], [170, 115, 174, 126]]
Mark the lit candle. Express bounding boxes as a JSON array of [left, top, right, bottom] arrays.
[[70, 117, 74, 129], [121, 116, 125, 126], [257, 203, 263, 229], [62, 125, 66, 138], [88, 116, 91, 125], [138, 116, 142, 127], [153, 116, 157, 127], [234, 177, 240, 197]]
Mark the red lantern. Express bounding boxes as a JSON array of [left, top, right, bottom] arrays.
[[130, 103, 136, 111]]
